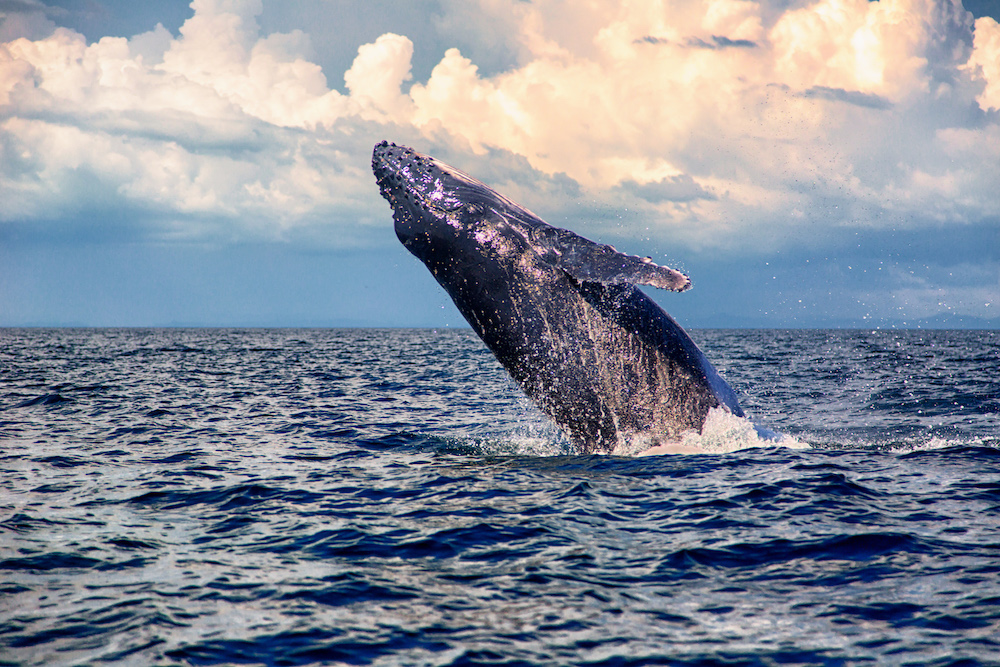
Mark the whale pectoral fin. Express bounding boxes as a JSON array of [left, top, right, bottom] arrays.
[[530, 225, 691, 291]]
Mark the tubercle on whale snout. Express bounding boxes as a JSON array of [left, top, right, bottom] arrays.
[[373, 143, 426, 188], [372, 143, 411, 202], [372, 141, 431, 174], [374, 142, 460, 216]]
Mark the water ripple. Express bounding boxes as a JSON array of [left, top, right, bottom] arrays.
[[1, 328, 999, 665]]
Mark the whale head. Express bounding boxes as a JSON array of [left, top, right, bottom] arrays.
[[372, 141, 691, 293], [371, 141, 535, 270]]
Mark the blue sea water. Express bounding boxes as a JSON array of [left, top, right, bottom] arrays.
[[1, 327, 999, 666]]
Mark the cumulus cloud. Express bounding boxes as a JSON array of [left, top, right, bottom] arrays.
[[966, 15, 1000, 111], [1, 0, 999, 255], [0, 0, 59, 42], [1, 0, 368, 242], [393, 0, 999, 242]]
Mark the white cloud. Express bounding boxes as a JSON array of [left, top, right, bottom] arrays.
[[343, 33, 415, 122], [0, 0, 998, 254], [0, 1, 367, 241], [770, 0, 954, 100], [393, 0, 998, 243], [0, 0, 58, 42], [966, 16, 1000, 111]]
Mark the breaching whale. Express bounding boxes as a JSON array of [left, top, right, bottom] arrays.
[[372, 141, 751, 455]]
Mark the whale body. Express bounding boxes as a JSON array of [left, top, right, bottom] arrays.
[[372, 141, 748, 454]]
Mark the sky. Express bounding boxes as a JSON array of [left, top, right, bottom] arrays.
[[1, 0, 998, 328]]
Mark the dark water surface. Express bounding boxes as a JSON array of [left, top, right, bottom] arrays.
[[1, 328, 999, 666]]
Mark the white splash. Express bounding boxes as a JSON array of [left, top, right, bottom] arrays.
[[631, 407, 808, 456]]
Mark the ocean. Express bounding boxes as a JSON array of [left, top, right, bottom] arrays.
[[1, 327, 998, 666]]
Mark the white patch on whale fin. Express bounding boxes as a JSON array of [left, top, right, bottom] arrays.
[[526, 224, 691, 291], [625, 408, 809, 456]]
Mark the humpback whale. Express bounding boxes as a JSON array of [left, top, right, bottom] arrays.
[[372, 141, 752, 455]]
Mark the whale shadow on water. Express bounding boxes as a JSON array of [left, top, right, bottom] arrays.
[[372, 141, 801, 456]]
